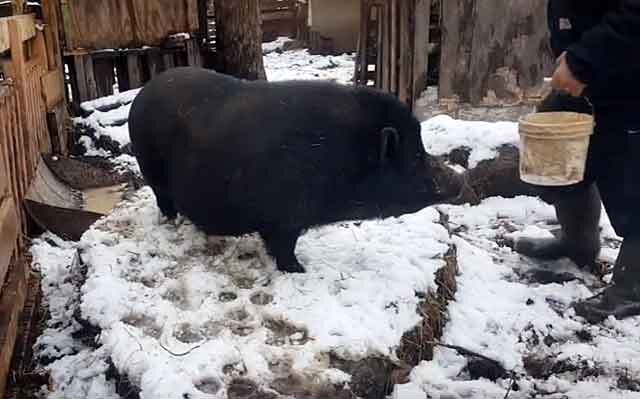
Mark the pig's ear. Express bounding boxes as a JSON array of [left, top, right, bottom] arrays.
[[379, 127, 400, 165]]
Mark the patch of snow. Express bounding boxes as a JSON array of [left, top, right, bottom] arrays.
[[70, 187, 450, 398], [262, 36, 295, 54], [421, 115, 520, 168], [264, 49, 355, 85], [169, 32, 191, 41], [30, 234, 121, 398], [111, 154, 140, 175], [77, 136, 111, 158], [400, 196, 639, 399], [80, 89, 141, 114]]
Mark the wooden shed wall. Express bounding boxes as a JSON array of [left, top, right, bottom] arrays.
[[0, 12, 66, 394], [61, 0, 199, 50]]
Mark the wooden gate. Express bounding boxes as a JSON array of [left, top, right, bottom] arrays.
[[355, 0, 433, 110], [0, 12, 64, 395]]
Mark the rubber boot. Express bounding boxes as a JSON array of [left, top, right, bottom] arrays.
[[574, 234, 640, 323], [511, 183, 602, 269]]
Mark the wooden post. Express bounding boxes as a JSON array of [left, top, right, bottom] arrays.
[[412, 0, 432, 111], [374, 5, 384, 89], [126, 54, 144, 89], [186, 38, 202, 67], [147, 51, 163, 78], [380, 0, 391, 91], [42, 0, 64, 71], [93, 57, 115, 98], [115, 55, 131, 91], [72, 54, 98, 103], [163, 52, 176, 70], [397, 0, 413, 105], [356, 0, 369, 85], [0, 255, 28, 398], [7, 18, 35, 194], [389, 0, 398, 94]]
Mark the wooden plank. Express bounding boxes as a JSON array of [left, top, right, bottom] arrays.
[[72, 54, 97, 102], [42, 0, 64, 70], [356, 0, 369, 85], [397, 0, 412, 104], [389, 0, 398, 94], [0, 14, 36, 53], [0, 255, 28, 398], [147, 51, 163, 78], [381, 0, 391, 91], [126, 54, 143, 89], [185, 38, 202, 67], [115, 55, 131, 91], [7, 17, 32, 208], [93, 57, 115, 98], [412, 0, 431, 110], [41, 69, 65, 111], [162, 53, 175, 70], [375, 5, 384, 89], [0, 198, 19, 288]]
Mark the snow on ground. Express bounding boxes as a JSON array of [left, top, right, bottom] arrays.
[[421, 115, 520, 168], [35, 46, 640, 399], [262, 36, 295, 54], [33, 189, 451, 398], [264, 49, 355, 84], [394, 198, 639, 399]]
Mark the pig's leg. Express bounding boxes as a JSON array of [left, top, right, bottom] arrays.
[[154, 187, 177, 219], [138, 156, 177, 219], [260, 228, 305, 273]]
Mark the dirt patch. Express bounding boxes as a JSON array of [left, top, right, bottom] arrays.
[[464, 145, 540, 201], [227, 378, 277, 399], [264, 318, 309, 346], [397, 244, 458, 366], [523, 355, 603, 380], [105, 359, 141, 399], [617, 374, 640, 392], [270, 373, 355, 399], [219, 291, 239, 302], [195, 377, 223, 395], [174, 323, 204, 344], [71, 121, 132, 156], [250, 291, 274, 305], [122, 314, 162, 339], [43, 154, 140, 190]]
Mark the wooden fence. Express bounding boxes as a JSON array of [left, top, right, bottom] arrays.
[[355, 0, 433, 110], [0, 11, 65, 395], [58, 0, 203, 108]]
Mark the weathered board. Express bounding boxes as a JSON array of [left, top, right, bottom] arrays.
[[0, 13, 35, 53], [355, 0, 431, 111], [62, 0, 199, 50]]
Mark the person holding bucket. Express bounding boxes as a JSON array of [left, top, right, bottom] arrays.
[[511, 0, 640, 323]]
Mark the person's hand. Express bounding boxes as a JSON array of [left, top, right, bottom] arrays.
[[551, 52, 587, 97]]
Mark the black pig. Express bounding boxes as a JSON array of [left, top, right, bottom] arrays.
[[129, 67, 465, 273]]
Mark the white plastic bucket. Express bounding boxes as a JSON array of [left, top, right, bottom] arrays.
[[518, 112, 594, 186]]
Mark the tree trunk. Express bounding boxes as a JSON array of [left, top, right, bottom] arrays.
[[439, 0, 554, 106], [214, 0, 266, 80]]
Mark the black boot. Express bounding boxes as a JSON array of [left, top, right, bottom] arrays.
[[573, 235, 640, 323], [511, 184, 602, 268]]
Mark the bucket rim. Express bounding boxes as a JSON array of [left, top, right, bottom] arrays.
[[518, 111, 594, 127]]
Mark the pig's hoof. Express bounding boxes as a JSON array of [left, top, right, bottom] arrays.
[[278, 262, 306, 274]]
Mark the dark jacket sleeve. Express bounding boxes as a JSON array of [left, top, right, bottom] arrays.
[[566, 0, 640, 84]]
